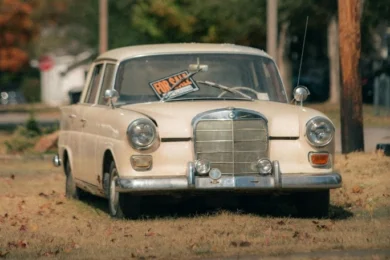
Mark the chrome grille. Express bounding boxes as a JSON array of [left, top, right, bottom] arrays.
[[194, 110, 268, 175]]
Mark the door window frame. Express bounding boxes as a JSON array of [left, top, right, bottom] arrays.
[[97, 62, 118, 106]]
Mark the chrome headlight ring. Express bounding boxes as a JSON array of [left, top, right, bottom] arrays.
[[305, 117, 335, 147], [127, 118, 157, 150]]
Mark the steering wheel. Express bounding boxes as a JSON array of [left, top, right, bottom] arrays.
[[218, 86, 258, 98]]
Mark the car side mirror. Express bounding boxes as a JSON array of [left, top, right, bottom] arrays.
[[104, 89, 119, 108], [293, 86, 310, 106]]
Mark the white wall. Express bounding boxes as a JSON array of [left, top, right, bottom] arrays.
[[40, 55, 89, 106]]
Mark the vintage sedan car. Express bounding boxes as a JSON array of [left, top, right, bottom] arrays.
[[53, 43, 341, 219]]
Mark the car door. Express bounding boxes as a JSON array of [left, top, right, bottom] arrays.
[[81, 62, 118, 186], [76, 62, 105, 185]]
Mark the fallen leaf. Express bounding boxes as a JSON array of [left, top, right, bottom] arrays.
[[55, 201, 64, 205], [40, 249, 60, 257], [18, 240, 28, 248], [39, 203, 51, 209], [352, 185, 363, 194], [10, 174, 15, 180], [8, 240, 27, 249], [239, 241, 251, 247], [39, 193, 49, 198], [19, 225, 27, 232], [230, 241, 238, 247], [70, 242, 80, 249]]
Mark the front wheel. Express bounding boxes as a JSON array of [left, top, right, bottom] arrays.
[[65, 160, 87, 199], [106, 161, 140, 219], [294, 190, 330, 219]]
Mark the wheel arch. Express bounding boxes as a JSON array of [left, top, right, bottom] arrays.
[[102, 149, 115, 190]]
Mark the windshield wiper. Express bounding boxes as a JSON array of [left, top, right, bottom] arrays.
[[161, 68, 203, 102], [197, 81, 253, 100]]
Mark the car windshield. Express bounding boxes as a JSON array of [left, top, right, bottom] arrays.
[[114, 53, 287, 104]]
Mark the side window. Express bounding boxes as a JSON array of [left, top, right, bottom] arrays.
[[85, 64, 104, 104], [98, 64, 116, 105]]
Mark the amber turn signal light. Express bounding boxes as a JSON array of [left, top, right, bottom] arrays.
[[309, 152, 329, 166], [131, 155, 153, 171]]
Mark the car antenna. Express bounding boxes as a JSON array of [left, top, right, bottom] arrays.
[[293, 16, 309, 106], [296, 16, 309, 87]]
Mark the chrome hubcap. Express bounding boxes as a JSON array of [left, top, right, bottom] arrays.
[[109, 173, 119, 215]]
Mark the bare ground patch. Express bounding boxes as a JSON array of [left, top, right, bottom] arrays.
[[0, 153, 390, 259]]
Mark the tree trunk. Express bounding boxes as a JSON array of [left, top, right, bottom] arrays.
[[277, 22, 292, 99], [338, 0, 364, 153], [327, 15, 341, 104]]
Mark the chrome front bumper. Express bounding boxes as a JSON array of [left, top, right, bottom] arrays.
[[116, 161, 342, 192]]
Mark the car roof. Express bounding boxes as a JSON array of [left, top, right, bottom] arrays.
[[96, 43, 272, 62]]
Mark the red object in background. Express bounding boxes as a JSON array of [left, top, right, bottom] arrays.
[[39, 56, 54, 71]]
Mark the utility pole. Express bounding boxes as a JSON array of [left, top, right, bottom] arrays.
[[267, 0, 278, 59], [99, 0, 108, 54], [338, 0, 364, 153]]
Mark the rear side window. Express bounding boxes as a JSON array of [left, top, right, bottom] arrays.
[[98, 64, 116, 105], [85, 64, 104, 104]]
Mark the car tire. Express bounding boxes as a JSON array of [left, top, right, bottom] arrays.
[[107, 161, 140, 219], [295, 190, 330, 219], [65, 160, 87, 199]]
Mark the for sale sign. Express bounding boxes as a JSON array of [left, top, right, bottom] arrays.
[[149, 70, 199, 99]]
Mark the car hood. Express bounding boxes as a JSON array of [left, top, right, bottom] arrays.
[[121, 101, 322, 138]]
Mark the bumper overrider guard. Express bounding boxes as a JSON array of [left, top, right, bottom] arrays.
[[115, 161, 342, 192]]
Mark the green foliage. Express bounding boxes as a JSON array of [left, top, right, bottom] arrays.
[[4, 126, 40, 154], [30, 0, 390, 65], [25, 111, 42, 137], [3, 111, 58, 154]]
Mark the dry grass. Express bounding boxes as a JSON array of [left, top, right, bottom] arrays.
[[307, 103, 390, 128], [0, 153, 390, 259], [0, 132, 11, 155]]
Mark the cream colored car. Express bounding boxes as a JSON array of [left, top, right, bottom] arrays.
[[53, 43, 341, 219]]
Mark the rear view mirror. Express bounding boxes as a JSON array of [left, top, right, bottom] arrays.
[[104, 89, 119, 108], [188, 64, 208, 72]]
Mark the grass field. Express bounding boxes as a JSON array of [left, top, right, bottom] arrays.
[[0, 153, 389, 259]]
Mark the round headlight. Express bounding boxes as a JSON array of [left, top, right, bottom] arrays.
[[256, 159, 272, 175], [127, 118, 157, 150], [306, 117, 334, 147], [195, 159, 211, 175]]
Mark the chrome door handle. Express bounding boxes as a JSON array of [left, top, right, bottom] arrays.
[[69, 114, 76, 118]]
